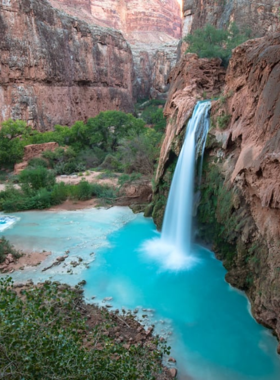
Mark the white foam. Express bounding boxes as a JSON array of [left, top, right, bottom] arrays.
[[0, 215, 20, 232], [141, 237, 199, 271]]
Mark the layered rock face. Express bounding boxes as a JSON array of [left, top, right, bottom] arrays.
[[49, 0, 183, 100], [183, 0, 280, 37], [50, 0, 182, 43], [0, 0, 134, 130]]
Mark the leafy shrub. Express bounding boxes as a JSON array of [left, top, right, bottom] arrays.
[[91, 183, 117, 199], [118, 173, 142, 186], [0, 278, 169, 380], [19, 167, 56, 193], [217, 113, 231, 129], [185, 23, 251, 65], [70, 180, 93, 201], [118, 129, 162, 175], [28, 157, 48, 168], [100, 154, 123, 172]]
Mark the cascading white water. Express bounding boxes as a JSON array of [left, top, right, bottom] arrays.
[[142, 101, 211, 270], [161, 101, 211, 254]]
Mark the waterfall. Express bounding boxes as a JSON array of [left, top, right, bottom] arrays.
[[161, 101, 211, 253], [142, 101, 211, 270]]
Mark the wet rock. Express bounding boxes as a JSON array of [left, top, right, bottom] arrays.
[[56, 255, 67, 262], [168, 357, 177, 363], [6, 254, 15, 263], [169, 368, 177, 378], [135, 333, 145, 342]]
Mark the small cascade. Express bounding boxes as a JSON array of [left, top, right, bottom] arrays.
[[142, 101, 211, 270]]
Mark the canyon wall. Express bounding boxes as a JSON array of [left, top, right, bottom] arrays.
[[153, 31, 280, 350], [49, 0, 183, 100], [0, 0, 135, 130], [212, 32, 280, 347], [49, 0, 182, 43], [183, 0, 280, 37], [0, 0, 183, 129]]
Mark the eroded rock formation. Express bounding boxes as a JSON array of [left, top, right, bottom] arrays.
[[155, 54, 225, 182], [183, 0, 280, 37], [0, 0, 134, 130]]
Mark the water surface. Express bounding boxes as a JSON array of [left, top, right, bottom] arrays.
[[1, 208, 280, 380]]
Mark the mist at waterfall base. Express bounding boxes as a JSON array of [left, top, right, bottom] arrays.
[[142, 101, 211, 271]]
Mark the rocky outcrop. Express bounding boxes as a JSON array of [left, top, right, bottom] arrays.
[[156, 54, 225, 182], [0, 0, 134, 130], [14, 142, 59, 173], [183, 0, 280, 37]]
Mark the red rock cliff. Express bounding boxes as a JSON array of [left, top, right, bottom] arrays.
[[0, 0, 134, 130], [183, 0, 280, 37], [219, 33, 280, 343], [50, 0, 182, 43]]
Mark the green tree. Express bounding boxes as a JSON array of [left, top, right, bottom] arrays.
[[19, 167, 56, 193], [185, 23, 251, 65]]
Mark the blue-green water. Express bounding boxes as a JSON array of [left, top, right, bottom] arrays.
[[1, 208, 280, 380]]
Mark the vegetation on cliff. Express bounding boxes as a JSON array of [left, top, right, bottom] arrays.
[[0, 278, 170, 379], [185, 23, 251, 65]]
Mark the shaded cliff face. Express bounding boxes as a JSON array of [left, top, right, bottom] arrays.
[[49, 0, 183, 100], [0, 0, 134, 130], [215, 33, 280, 345], [183, 0, 280, 37], [50, 0, 182, 43]]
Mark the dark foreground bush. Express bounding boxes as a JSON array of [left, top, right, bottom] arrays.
[[0, 278, 169, 380]]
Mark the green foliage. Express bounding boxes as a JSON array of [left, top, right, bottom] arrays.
[[217, 113, 231, 129], [19, 167, 56, 193], [117, 129, 162, 175], [118, 173, 142, 187], [136, 100, 167, 133], [0, 237, 21, 264], [0, 278, 168, 379], [197, 160, 237, 265], [28, 157, 48, 168], [185, 23, 251, 65]]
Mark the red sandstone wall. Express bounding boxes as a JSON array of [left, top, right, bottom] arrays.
[[49, 0, 182, 42]]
